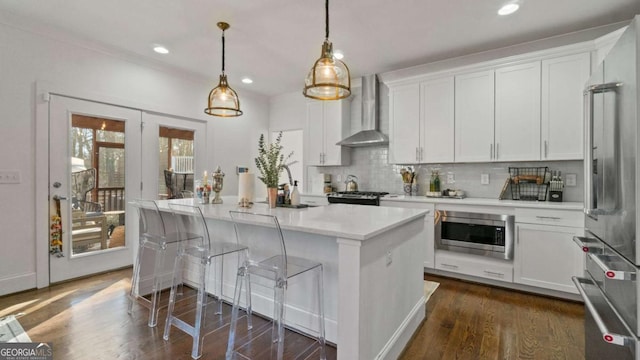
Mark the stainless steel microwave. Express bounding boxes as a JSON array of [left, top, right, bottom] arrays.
[[435, 210, 515, 260]]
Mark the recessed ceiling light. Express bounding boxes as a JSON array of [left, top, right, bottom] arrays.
[[333, 50, 344, 60], [498, 3, 520, 16], [153, 46, 169, 54], [241, 77, 253, 84]]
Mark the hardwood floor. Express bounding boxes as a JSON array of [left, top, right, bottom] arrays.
[[0, 269, 585, 359], [400, 274, 585, 360]]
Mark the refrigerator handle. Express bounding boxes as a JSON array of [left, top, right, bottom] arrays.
[[583, 82, 623, 217], [573, 277, 637, 347], [587, 252, 636, 281]]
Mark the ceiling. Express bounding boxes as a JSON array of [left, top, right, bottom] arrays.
[[1, 0, 639, 97]]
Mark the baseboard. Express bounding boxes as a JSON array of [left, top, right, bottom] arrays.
[[375, 295, 426, 360], [0, 272, 36, 296]]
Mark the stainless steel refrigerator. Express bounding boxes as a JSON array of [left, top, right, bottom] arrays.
[[573, 15, 640, 359]]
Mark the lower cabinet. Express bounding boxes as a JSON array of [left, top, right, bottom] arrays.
[[435, 250, 514, 282], [514, 223, 584, 294]]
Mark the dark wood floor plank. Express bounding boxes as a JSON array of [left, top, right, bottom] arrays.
[[399, 274, 584, 360], [0, 269, 585, 360]]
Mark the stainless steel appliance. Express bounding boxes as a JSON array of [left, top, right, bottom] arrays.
[[435, 210, 515, 260], [327, 191, 389, 206], [573, 15, 640, 360]]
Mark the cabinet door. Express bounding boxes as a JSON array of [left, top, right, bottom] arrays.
[[322, 100, 350, 166], [541, 52, 590, 160], [455, 70, 495, 162], [421, 77, 454, 163], [514, 223, 584, 293], [495, 62, 541, 161], [389, 83, 421, 164], [306, 101, 324, 166]]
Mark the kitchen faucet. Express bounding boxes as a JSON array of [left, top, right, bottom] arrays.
[[282, 163, 296, 186]]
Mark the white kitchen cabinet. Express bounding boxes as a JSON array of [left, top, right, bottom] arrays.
[[435, 250, 514, 282], [514, 208, 584, 294], [388, 78, 454, 164], [454, 70, 495, 162], [541, 52, 591, 160], [421, 77, 455, 163], [389, 83, 421, 164], [494, 61, 541, 161], [306, 100, 350, 166]]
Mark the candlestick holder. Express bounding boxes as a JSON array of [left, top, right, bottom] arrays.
[[211, 166, 225, 204]]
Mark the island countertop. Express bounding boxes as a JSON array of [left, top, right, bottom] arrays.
[[155, 197, 428, 241]]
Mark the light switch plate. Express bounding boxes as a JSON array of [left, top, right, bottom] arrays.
[[0, 170, 21, 184], [481, 173, 490, 185], [566, 173, 577, 187], [446, 173, 455, 184]]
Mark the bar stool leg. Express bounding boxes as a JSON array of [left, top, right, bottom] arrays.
[[128, 240, 146, 315], [163, 249, 184, 341], [191, 257, 209, 359], [271, 280, 286, 360], [148, 244, 167, 327], [317, 265, 326, 360], [226, 266, 247, 360], [216, 256, 224, 315]]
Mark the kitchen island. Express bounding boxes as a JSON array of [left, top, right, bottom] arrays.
[[149, 198, 428, 360]]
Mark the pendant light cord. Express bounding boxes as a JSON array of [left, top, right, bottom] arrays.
[[325, 0, 329, 40], [221, 30, 226, 74]]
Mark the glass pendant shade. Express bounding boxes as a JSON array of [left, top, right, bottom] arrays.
[[304, 40, 351, 100], [205, 22, 243, 117], [205, 74, 243, 117], [303, 0, 351, 100]]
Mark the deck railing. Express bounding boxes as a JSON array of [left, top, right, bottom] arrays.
[[91, 187, 125, 212]]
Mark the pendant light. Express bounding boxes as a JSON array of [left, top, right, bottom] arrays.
[[303, 0, 351, 100], [205, 22, 243, 117]]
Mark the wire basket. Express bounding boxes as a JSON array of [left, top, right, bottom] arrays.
[[509, 167, 549, 201]]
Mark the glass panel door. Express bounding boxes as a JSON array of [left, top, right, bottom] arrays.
[[49, 96, 141, 283]]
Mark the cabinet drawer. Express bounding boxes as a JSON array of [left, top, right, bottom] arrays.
[[515, 208, 583, 227], [435, 251, 513, 282]]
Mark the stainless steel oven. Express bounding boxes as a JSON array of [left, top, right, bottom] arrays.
[[435, 210, 515, 260]]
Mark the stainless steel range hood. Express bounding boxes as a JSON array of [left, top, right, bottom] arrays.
[[336, 74, 389, 147]]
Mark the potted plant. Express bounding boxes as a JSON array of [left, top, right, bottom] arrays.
[[255, 132, 293, 208]]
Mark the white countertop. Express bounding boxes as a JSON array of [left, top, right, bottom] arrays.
[[154, 197, 428, 241], [381, 194, 583, 210]]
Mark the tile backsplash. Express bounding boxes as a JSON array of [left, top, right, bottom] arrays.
[[308, 147, 583, 202], [306, 82, 583, 202]]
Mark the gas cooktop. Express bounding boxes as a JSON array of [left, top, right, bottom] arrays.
[[327, 191, 389, 206]]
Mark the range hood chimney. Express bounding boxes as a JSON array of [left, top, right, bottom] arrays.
[[336, 74, 389, 147]]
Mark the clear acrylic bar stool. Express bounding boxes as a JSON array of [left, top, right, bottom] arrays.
[[163, 203, 250, 359], [226, 211, 326, 360], [129, 199, 189, 328]]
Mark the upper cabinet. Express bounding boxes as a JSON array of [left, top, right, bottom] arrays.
[[421, 77, 455, 163], [306, 100, 350, 166], [454, 70, 495, 162], [388, 77, 454, 164], [541, 52, 591, 160], [456, 62, 541, 163], [494, 61, 541, 161], [386, 43, 592, 164], [389, 83, 421, 164]]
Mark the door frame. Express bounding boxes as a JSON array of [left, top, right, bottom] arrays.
[[35, 81, 208, 288]]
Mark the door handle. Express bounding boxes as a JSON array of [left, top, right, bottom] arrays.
[[583, 82, 622, 218], [587, 252, 635, 280], [544, 140, 548, 158], [53, 195, 68, 200], [573, 277, 637, 347]]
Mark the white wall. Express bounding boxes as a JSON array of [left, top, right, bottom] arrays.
[[0, 18, 269, 295]]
